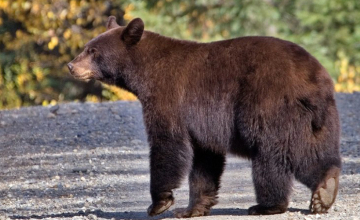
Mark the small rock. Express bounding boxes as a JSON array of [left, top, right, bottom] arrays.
[[49, 104, 60, 114], [47, 113, 56, 118], [57, 183, 64, 190], [86, 197, 95, 203], [24, 179, 36, 184], [81, 177, 86, 181], [72, 168, 88, 173], [130, 139, 142, 145], [95, 198, 104, 204], [87, 214, 97, 220]]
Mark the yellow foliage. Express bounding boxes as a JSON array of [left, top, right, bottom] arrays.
[[34, 67, 44, 81], [17, 74, 27, 86], [31, 2, 40, 14], [103, 84, 137, 101], [50, 100, 57, 106], [70, 0, 78, 9], [0, 0, 9, 9], [180, 2, 186, 10], [334, 84, 342, 92], [42, 100, 49, 106], [63, 29, 72, 39], [29, 90, 36, 100], [60, 9, 67, 20], [22, 1, 31, 10], [48, 36, 59, 50], [335, 55, 360, 93], [124, 3, 135, 21], [348, 66, 356, 78], [47, 11, 55, 19], [86, 95, 100, 103], [15, 30, 23, 38], [0, 70, 3, 85]]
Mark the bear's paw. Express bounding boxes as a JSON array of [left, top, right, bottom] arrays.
[[310, 177, 338, 213], [147, 192, 174, 216]]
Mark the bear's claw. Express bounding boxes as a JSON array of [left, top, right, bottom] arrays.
[[173, 194, 217, 218], [147, 198, 174, 216], [248, 204, 287, 215]]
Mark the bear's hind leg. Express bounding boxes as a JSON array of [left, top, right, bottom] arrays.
[[249, 153, 293, 215], [175, 147, 226, 218]]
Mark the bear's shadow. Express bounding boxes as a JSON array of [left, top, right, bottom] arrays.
[[8, 208, 310, 219]]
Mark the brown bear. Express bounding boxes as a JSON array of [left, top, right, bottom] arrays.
[[68, 16, 341, 218]]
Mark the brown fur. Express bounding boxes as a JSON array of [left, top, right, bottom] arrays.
[[68, 17, 341, 217]]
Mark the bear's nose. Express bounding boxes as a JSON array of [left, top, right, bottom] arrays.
[[67, 63, 73, 71]]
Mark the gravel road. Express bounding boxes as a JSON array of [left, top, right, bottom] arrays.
[[0, 93, 359, 220]]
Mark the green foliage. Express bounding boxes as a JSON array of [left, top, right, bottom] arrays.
[[1, 0, 359, 109], [142, 0, 284, 39], [140, 0, 360, 82]]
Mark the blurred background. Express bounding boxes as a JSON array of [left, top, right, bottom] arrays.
[[0, 0, 359, 110]]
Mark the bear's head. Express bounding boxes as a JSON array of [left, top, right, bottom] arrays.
[[67, 16, 144, 87]]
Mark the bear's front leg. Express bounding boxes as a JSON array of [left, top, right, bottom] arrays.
[[146, 132, 192, 216]]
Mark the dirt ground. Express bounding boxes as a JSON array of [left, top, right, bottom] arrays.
[[0, 93, 359, 220]]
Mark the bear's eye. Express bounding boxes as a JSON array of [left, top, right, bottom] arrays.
[[88, 48, 97, 55]]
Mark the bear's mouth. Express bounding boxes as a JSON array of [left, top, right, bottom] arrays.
[[73, 71, 93, 80]]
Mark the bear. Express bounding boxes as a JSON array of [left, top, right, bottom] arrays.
[[68, 16, 341, 218]]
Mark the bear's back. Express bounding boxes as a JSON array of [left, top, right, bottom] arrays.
[[180, 36, 333, 109]]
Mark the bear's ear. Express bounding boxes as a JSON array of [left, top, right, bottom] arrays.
[[121, 18, 144, 45], [106, 16, 120, 30]]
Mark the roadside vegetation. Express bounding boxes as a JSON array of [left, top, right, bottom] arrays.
[[1, 0, 359, 109]]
